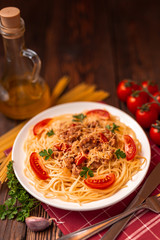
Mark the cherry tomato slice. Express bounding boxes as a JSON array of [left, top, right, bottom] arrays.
[[54, 143, 63, 151], [86, 109, 110, 119], [30, 152, 50, 180], [75, 153, 87, 166], [100, 133, 108, 142], [33, 118, 52, 136], [124, 135, 136, 160], [70, 123, 78, 127], [54, 143, 71, 152], [84, 173, 115, 189]]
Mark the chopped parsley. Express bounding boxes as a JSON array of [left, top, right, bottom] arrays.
[[39, 149, 53, 160], [0, 161, 39, 222], [72, 113, 86, 122], [46, 129, 55, 137], [80, 167, 94, 179], [115, 149, 126, 159], [106, 123, 120, 133]]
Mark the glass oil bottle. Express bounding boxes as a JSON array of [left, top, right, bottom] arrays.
[[0, 7, 51, 119]]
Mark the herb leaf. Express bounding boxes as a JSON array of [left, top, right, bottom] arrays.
[[80, 167, 94, 178], [106, 125, 112, 131], [0, 205, 7, 220], [115, 149, 126, 159], [72, 113, 86, 122], [106, 123, 120, 133], [39, 149, 48, 157], [112, 123, 120, 133], [46, 129, 55, 137], [39, 149, 53, 160], [0, 161, 39, 222]]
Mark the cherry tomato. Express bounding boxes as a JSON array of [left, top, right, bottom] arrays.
[[117, 79, 140, 102], [142, 80, 158, 95], [149, 121, 160, 145], [127, 91, 148, 115], [75, 153, 87, 166], [30, 152, 50, 180], [100, 133, 108, 142], [33, 118, 52, 136], [84, 173, 115, 189], [86, 109, 110, 119], [124, 135, 136, 160], [149, 92, 160, 114], [136, 104, 158, 129]]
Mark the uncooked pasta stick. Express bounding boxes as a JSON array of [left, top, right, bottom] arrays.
[[51, 76, 70, 104]]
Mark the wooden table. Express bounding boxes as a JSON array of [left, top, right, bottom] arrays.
[[0, 0, 160, 239]]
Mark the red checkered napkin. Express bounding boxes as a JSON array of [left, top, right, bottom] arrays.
[[42, 140, 160, 240]]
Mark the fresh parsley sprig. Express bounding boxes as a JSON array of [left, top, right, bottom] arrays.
[[106, 123, 120, 133], [39, 149, 53, 160], [115, 149, 126, 159], [80, 167, 94, 179], [0, 161, 39, 222], [46, 129, 55, 137], [72, 113, 86, 122]]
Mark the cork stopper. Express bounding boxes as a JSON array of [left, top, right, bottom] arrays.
[[0, 7, 21, 28]]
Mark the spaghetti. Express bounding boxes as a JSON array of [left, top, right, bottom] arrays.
[[24, 109, 145, 204]]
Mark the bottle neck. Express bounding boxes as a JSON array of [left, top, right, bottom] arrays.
[[0, 18, 25, 60], [0, 17, 25, 38], [2, 35, 25, 61], [0, 18, 27, 73], [0, 17, 41, 82]]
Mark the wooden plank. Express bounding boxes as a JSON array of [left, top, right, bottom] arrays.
[[0, 0, 116, 239], [109, 0, 160, 117]]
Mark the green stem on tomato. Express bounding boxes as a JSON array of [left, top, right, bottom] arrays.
[[143, 88, 160, 106], [138, 102, 151, 111]]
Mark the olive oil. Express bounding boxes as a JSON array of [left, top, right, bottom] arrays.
[[0, 75, 51, 119]]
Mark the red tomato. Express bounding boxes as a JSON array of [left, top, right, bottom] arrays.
[[100, 133, 108, 142], [136, 104, 158, 129], [70, 123, 77, 127], [84, 173, 115, 189], [124, 135, 136, 160], [30, 152, 50, 180], [33, 118, 52, 136], [117, 79, 140, 102], [54, 144, 62, 151], [127, 91, 148, 115], [86, 109, 110, 119], [75, 153, 87, 166], [149, 121, 160, 145], [142, 80, 158, 95], [54, 143, 71, 152], [149, 92, 160, 114]]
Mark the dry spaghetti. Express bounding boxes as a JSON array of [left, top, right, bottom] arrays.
[[24, 109, 145, 204]]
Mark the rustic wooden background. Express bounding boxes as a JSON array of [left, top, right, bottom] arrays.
[[0, 0, 160, 239]]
